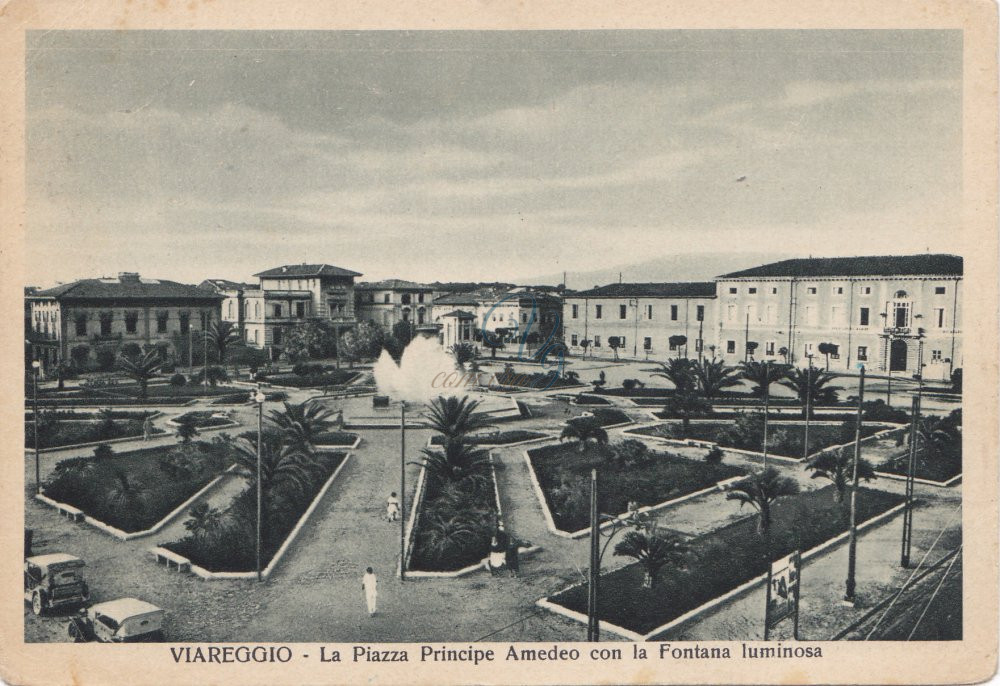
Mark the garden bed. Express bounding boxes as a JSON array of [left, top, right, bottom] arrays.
[[41, 442, 233, 532], [209, 390, 288, 405], [575, 408, 631, 428], [574, 394, 612, 406], [169, 411, 239, 430], [25, 409, 157, 421], [312, 431, 361, 448], [628, 420, 885, 459], [877, 445, 962, 485], [525, 442, 745, 533], [25, 417, 165, 450], [406, 453, 499, 573], [429, 429, 548, 447], [33, 383, 247, 406], [544, 485, 905, 637], [492, 370, 584, 390], [161, 451, 349, 573], [258, 369, 360, 388]]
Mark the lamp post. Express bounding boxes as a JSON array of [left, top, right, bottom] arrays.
[[253, 385, 266, 582], [803, 354, 814, 461], [762, 360, 770, 471], [31, 359, 41, 494], [203, 321, 209, 395], [844, 365, 866, 605], [400, 402, 407, 581]]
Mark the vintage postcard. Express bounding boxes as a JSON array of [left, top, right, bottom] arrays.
[[0, 1, 997, 684]]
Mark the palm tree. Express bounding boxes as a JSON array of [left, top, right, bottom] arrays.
[[740, 360, 790, 398], [613, 525, 689, 589], [416, 510, 488, 562], [267, 400, 336, 455], [779, 367, 843, 417], [175, 415, 200, 444], [664, 388, 712, 436], [230, 433, 321, 498], [423, 395, 494, 443], [184, 502, 222, 538], [413, 442, 491, 485], [725, 467, 800, 535], [805, 448, 876, 503], [691, 357, 743, 399], [104, 469, 151, 515], [560, 417, 609, 452], [450, 342, 476, 370], [117, 349, 162, 401], [207, 320, 241, 371], [916, 415, 961, 458], [653, 358, 696, 392]]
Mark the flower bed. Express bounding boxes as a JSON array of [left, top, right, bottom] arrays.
[[493, 371, 583, 390], [25, 418, 165, 450], [629, 420, 883, 459], [574, 394, 612, 406], [312, 431, 361, 448], [42, 442, 233, 532], [33, 383, 247, 406], [577, 408, 631, 427], [545, 485, 904, 636], [209, 390, 288, 405], [161, 451, 348, 572], [25, 409, 156, 421], [170, 411, 238, 429], [405, 454, 499, 573], [258, 369, 360, 388], [877, 444, 962, 484], [525, 442, 745, 533], [429, 430, 548, 447]]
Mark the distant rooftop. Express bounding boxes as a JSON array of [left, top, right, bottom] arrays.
[[31, 273, 220, 302], [439, 309, 477, 320], [719, 254, 964, 279], [254, 264, 362, 278], [199, 278, 256, 292], [571, 282, 717, 298], [356, 279, 431, 291]]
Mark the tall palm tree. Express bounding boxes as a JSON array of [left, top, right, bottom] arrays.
[[416, 510, 489, 562], [805, 448, 876, 503], [779, 367, 843, 417], [267, 400, 336, 455], [117, 349, 162, 401], [559, 417, 609, 452], [230, 433, 321, 498], [663, 388, 712, 436], [613, 525, 689, 589], [423, 395, 494, 443], [207, 320, 241, 369], [691, 357, 743, 399], [725, 467, 800, 535], [916, 415, 961, 458], [450, 342, 476, 370], [413, 442, 491, 485], [653, 357, 696, 391], [740, 360, 790, 398]]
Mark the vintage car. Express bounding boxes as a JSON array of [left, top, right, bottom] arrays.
[[24, 553, 89, 616], [68, 598, 166, 643]]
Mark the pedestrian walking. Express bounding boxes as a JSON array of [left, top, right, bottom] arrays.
[[386, 492, 400, 522], [362, 567, 378, 616], [142, 416, 153, 442]]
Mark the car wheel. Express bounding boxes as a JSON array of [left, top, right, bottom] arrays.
[[31, 592, 44, 616]]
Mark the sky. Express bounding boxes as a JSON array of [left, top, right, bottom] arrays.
[[25, 30, 963, 288]]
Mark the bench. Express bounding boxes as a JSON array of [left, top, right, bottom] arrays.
[[150, 547, 191, 573], [56, 504, 84, 522]]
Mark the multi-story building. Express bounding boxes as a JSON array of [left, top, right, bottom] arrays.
[[354, 279, 434, 329], [26, 272, 222, 374], [714, 254, 963, 380], [215, 264, 361, 351], [432, 286, 563, 349], [562, 282, 717, 360], [199, 279, 256, 338]]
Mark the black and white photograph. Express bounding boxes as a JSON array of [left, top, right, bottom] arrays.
[[4, 7, 998, 685]]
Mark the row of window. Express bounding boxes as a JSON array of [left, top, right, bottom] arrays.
[[569, 303, 706, 322], [569, 333, 704, 352], [717, 340, 948, 364], [725, 285, 949, 296], [723, 304, 949, 329], [69, 311, 210, 337]]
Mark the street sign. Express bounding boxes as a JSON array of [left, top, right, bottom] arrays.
[[764, 550, 801, 639]]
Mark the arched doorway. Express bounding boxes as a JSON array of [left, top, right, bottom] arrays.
[[889, 339, 908, 372]]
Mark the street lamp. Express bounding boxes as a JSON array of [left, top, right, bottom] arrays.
[[31, 360, 41, 494], [803, 354, 814, 461], [399, 401, 407, 581], [844, 365, 866, 605], [253, 385, 266, 582]]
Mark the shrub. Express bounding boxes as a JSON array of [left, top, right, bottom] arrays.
[[95, 348, 116, 371], [170, 373, 187, 387], [93, 443, 114, 460], [862, 399, 908, 424], [950, 368, 962, 393], [120, 343, 142, 361], [192, 366, 229, 386], [705, 446, 724, 464], [614, 439, 651, 467], [70, 345, 92, 370], [292, 362, 324, 377]]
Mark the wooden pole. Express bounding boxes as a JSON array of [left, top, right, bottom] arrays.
[[762, 361, 770, 471], [256, 392, 263, 582], [32, 364, 41, 494], [901, 394, 919, 567], [803, 356, 812, 460], [844, 366, 865, 604], [587, 468, 599, 641]]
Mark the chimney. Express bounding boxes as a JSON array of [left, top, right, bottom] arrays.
[[118, 272, 141, 283]]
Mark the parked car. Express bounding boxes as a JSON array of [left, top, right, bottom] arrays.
[[68, 598, 166, 643], [24, 554, 89, 616]]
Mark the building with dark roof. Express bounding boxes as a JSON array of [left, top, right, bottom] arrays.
[[714, 254, 962, 379], [26, 272, 222, 373], [431, 286, 562, 352], [562, 282, 715, 360]]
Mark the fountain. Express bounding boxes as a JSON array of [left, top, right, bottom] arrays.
[[324, 334, 522, 428]]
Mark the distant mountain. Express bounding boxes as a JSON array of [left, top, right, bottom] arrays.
[[524, 252, 796, 291]]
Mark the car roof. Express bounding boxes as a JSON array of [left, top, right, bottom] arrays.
[[26, 553, 83, 567], [92, 598, 163, 620]]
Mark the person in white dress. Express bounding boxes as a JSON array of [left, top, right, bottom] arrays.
[[386, 493, 400, 522], [362, 567, 378, 616]]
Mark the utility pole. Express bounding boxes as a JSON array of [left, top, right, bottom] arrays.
[[697, 319, 704, 364], [254, 385, 265, 582], [32, 360, 41, 494], [587, 468, 600, 641], [901, 340, 925, 567], [400, 402, 407, 581], [762, 360, 770, 471], [803, 355, 813, 460], [844, 366, 865, 605], [203, 316, 209, 395], [744, 312, 750, 363]]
